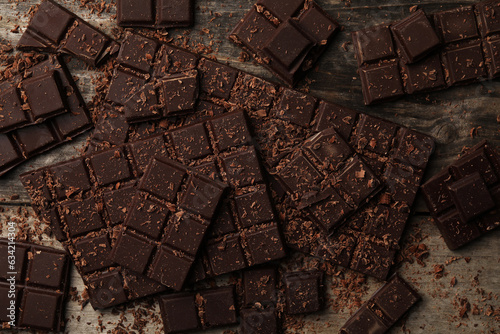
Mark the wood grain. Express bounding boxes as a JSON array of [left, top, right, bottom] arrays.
[[0, 0, 498, 333]]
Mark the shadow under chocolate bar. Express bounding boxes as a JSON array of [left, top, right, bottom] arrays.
[[17, 0, 119, 67], [0, 55, 92, 177]]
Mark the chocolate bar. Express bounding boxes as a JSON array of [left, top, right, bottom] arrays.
[[117, 0, 194, 29], [0, 56, 92, 177], [421, 140, 500, 250], [21, 111, 284, 307], [272, 128, 383, 233], [110, 157, 226, 290], [352, 1, 500, 105], [229, 0, 340, 85], [87, 37, 434, 280], [283, 270, 324, 315], [158, 285, 237, 333], [0, 238, 71, 332], [0, 70, 66, 133], [340, 274, 421, 334], [17, 0, 119, 66], [20, 147, 170, 309]]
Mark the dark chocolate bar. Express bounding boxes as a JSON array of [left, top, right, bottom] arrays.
[[340, 274, 421, 334], [352, 1, 500, 105], [0, 56, 92, 177], [0, 238, 71, 332], [110, 157, 226, 290], [229, 0, 340, 85], [158, 285, 237, 333], [87, 37, 435, 280], [272, 128, 383, 233], [21, 111, 285, 307], [421, 140, 500, 250], [0, 70, 67, 133], [117, 0, 194, 29], [283, 270, 324, 315], [17, 0, 119, 66]]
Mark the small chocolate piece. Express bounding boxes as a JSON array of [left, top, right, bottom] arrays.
[[0, 238, 70, 332], [283, 270, 324, 315], [390, 9, 441, 64], [17, 0, 118, 66], [117, 0, 194, 29], [230, 0, 339, 85], [242, 267, 278, 307], [0, 56, 91, 176], [340, 274, 421, 334], [158, 286, 237, 333], [161, 70, 199, 115], [421, 140, 500, 250], [111, 157, 226, 290]]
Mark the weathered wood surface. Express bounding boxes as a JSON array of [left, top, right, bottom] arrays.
[[0, 0, 498, 333]]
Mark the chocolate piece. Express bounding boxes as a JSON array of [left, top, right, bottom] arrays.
[[117, 0, 194, 29], [421, 140, 500, 250], [353, 2, 499, 104], [0, 56, 91, 176], [230, 0, 339, 85], [158, 286, 237, 333], [240, 308, 278, 334], [283, 270, 324, 315], [340, 274, 421, 334], [390, 9, 441, 63], [21, 111, 283, 306], [242, 267, 278, 306], [17, 0, 118, 66], [111, 157, 226, 289], [273, 128, 382, 232], [0, 238, 70, 332], [0, 70, 67, 134]]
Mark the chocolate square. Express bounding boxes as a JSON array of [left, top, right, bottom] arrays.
[[352, 24, 395, 66], [112, 230, 155, 273], [359, 60, 404, 105], [198, 59, 239, 99], [206, 235, 247, 275], [179, 174, 225, 219], [103, 186, 136, 225], [449, 172, 495, 222], [442, 40, 487, 85], [163, 215, 208, 256], [169, 123, 212, 160], [161, 70, 199, 115], [49, 158, 91, 200], [139, 157, 186, 201], [390, 9, 441, 63], [272, 88, 316, 126], [28, 248, 66, 289], [148, 246, 193, 289], [61, 198, 104, 238], [283, 270, 323, 315], [433, 6, 479, 43], [234, 189, 274, 227], [159, 293, 200, 333], [0, 87, 28, 131], [209, 110, 252, 151], [89, 148, 132, 186], [221, 149, 264, 188], [73, 234, 114, 274], [125, 195, 169, 239]]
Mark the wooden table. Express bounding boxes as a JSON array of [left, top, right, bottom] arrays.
[[0, 0, 498, 333]]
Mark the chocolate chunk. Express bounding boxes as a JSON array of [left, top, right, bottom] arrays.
[[158, 286, 237, 333], [340, 274, 421, 334], [274, 128, 382, 232], [283, 270, 324, 315], [390, 9, 441, 64], [111, 157, 226, 290], [117, 0, 194, 29], [0, 239, 70, 332], [359, 60, 405, 105], [240, 307, 278, 334], [441, 40, 487, 85], [230, 0, 339, 85], [17, 0, 118, 66], [422, 140, 500, 249], [0, 56, 91, 176]]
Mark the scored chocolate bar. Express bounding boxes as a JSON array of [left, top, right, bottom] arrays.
[[158, 285, 237, 334], [87, 37, 435, 280], [352, 1, 500, 104], [117, 0, 194, 29], [272, 128, 383, 233], [0, 238, 71, 332], [0, 56, 92, 177], [229, 0, 340, 85], [110, 156, 227, 290], [17, 0, 119, 66], [20, 111, 285, 307], [340, 274, 421, 334], [421, 140, 500, 250]]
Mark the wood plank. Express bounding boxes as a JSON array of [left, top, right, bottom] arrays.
[[0, 0, 498, 333]]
